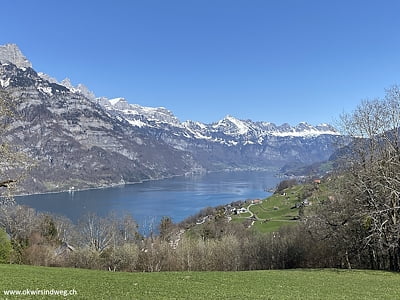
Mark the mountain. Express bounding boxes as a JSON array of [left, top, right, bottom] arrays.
[[0, 44, 342, 193], [0, 47, 199, 193], [103, 99, 340, 170]]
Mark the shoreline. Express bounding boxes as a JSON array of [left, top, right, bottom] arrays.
[[14, 167, 280, 198], [14, 173, 186, 198]]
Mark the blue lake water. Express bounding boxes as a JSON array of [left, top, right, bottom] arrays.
[[16, 171, 280, 230]]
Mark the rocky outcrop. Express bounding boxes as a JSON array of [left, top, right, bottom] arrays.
[[0, 44, 32, 69]]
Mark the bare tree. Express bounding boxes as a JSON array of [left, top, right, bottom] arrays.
[[53, 215, 78, 244], [0, 205, 38, 241], [338, 85, 400, 270], [78, 213, 115, 253]]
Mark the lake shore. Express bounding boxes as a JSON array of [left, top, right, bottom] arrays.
[[14, 166, 280, 198], [15, 170, 280, 227]]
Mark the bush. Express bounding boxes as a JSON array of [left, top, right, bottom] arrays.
[[23, 232, 57, 266], [66, 248, 102, 270], [101, 244, 140, 272], [0, 228, 12, 263]]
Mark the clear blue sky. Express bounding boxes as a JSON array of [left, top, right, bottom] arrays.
[[1, 0, 400, 125]]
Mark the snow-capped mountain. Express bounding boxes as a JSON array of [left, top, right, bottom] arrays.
[[101, 98, 339, 145], [105, 97, 182, 127], [98, 96, 341, 170], [0, 44, 342, 193]]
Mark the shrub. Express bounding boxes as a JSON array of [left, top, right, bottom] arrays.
[[101, 244, 140, 272], [0, 228, 12, 263], [67, 248, 102, 270]]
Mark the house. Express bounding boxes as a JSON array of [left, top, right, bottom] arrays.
[[252, 199, 262, 204], [238, 208, 247, 214], [313, 179, 321, 184]]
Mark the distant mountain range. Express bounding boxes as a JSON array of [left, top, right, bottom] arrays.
[[0, 44, 342, 193]]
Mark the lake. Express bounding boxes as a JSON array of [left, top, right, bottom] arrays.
[[16, 171, 281, 232]]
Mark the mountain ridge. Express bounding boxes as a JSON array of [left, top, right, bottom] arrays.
[[101, 97, 339, 140], [0, 44, 338, 136]]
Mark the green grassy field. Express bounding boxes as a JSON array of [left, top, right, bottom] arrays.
[[232, 184, 303, 232], [0, 264, 399, 299], [231, 182, 332, 233]]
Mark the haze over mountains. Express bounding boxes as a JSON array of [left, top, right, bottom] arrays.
[[0, 44, 341, 193]]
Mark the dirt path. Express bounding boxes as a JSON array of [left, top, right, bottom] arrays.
[[247, 203, 264, 221]]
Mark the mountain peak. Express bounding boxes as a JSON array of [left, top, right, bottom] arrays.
[[60, 78, 74, 89], [213, 115, 251, 135], [109, 97, 131, 110], [0, 44, 32, 69]]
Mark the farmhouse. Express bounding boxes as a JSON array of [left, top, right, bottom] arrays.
[[238, 208, 247, 214]]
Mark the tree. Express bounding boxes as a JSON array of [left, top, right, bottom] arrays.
[[38, 214, 59, 244], [117, 214, 140, 244], [0, 205, 38, 241], [78, 213, 115, 253], [158, 216, 175, 241], [338, 85, 400, 270]]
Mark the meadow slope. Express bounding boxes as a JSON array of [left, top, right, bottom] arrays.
[[1, 265, 399, 299]]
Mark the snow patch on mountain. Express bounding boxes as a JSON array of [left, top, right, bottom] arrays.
[[212, 115, 252, 135], [0, 77, 10, 88], [38, 72, 58, 84], [127, 119, 147, 128], [183, 121, 213, 140], [104, 98, 183, 127], [36, 73, 97, 101], [37, 86, 53, 96], [270, 122, 339, 137]]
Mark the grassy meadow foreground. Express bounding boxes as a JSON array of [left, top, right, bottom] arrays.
[[0, 264, 399, 299]]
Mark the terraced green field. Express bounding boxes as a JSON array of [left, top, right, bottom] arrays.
[[1, 264, 399, 299]]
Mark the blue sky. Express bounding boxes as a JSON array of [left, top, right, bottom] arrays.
[[1, 0, 400, 125]]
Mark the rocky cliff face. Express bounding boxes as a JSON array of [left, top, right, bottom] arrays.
[[0, 60, 199, 193], [0, 44, 32, 69], [0, 44, 342, 193]]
